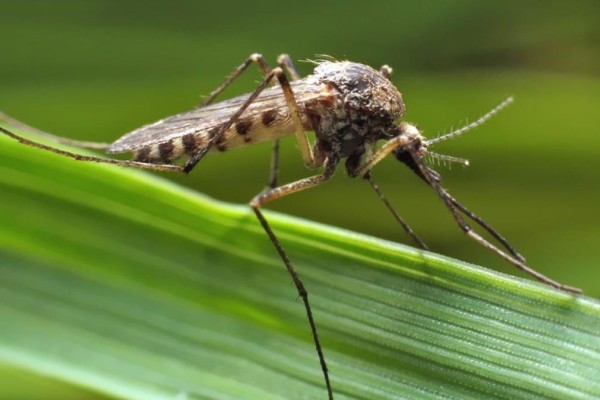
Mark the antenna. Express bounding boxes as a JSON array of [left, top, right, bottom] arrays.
[[426, 96, 513, 146], [427, 151, 470, 167]]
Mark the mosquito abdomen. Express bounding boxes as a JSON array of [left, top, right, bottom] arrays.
[[132, 109, 302, 163], [134, 134, 202, 163]]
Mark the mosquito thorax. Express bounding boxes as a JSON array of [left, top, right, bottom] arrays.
[[304, 61, 405, 158]]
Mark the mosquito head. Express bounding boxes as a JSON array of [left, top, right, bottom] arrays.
[[392, 121, 470, 172], [389, 122, 449, 184], [391, 122, 430, 173]]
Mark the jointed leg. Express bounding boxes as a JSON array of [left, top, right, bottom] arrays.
[[200, 53, 305, 187], [364, 172, 429, 250], [267, 139, 280, 189], [201, 53, 301, 107], [274, 66, 315, 169], [352, 128, 429, 249], [355, 124, 421, 177], [266, 54, 303, 189], [251, 164, 335, 208], [0, 126, 183, 173], [278, 54, 302, 80], [250, 159, 338, 400], [408, 149, 581, 294], [397, 147, 526, 261], [444, 191, 525, 262], [201, 53, 273, 107], [186, 66, 314, 174]]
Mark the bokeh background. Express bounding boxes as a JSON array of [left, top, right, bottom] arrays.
[[1, 1, 599, 395]]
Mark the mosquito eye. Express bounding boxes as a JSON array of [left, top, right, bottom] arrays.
[[393, 147, 411, 164]]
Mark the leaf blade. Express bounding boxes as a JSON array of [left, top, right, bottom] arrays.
[[1, 131, 599, 400]]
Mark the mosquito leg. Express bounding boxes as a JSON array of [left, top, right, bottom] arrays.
[[185, 67, 314, 174], [398, 152, 527, 261], [355, 126, 421, 177], [185, 68, 279, 173], [186, 68, 279, 173], [262, 54, 304, 189], [200, 53, 303, 187], [0, 111, 110, 149], [273, 65, 315, 168], [444, 192, 526, 262], [250, 159, 338, 400], [0, 126, 183, 173], [201, 53, 273, 107], [408, 149, 581, 294], [278, 54, 302, 80], [364, 172, 429, 250], [267, 139, 281, 189]]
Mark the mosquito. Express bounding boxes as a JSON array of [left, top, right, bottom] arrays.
[[0, 53, 581, 400]]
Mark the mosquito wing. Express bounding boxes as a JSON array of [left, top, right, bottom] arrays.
[[108, 79, 325, 155]]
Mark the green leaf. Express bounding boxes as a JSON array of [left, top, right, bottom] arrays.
[[1, 128, 599, 400]]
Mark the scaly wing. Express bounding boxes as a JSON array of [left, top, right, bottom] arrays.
[[108, 80, 324, 154]]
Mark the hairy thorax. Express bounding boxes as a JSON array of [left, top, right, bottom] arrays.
[[303, 61, 406, 159]]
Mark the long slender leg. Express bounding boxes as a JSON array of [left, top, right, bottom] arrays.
[[250, 160, 338, 400], [364, 172, 429, 250], [278, 54, 302, 80], [408, 149, 581, 294], [201, 53, 273, 107], [265, 54, 303, 189], [400, 152, 526, 261], [185, 67, 314, 173], [0, 126, 183, 173], [445, 192, 525, 262], [362, 123, 527, 261], [276, 67, 315, 168], [197, 53, 283, 187], [267, 139, 280, 189], [0, 111, 110, 149]]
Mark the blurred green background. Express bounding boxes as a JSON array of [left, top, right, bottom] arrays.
[[1, 0, 599, 396], [2, 0, 599, 298]]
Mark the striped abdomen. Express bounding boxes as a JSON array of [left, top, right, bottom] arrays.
[[133, 109, 304, 163]]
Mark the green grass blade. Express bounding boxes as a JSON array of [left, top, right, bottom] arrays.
[[0, 129, 599, 400]]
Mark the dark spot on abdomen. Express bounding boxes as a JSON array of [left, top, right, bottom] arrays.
[[182, 133, 197, 153], [261, 109, 278, 127], [159, 141, 174, 162], [134, 147, 152, 163], [235, 119, 253, 135]]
